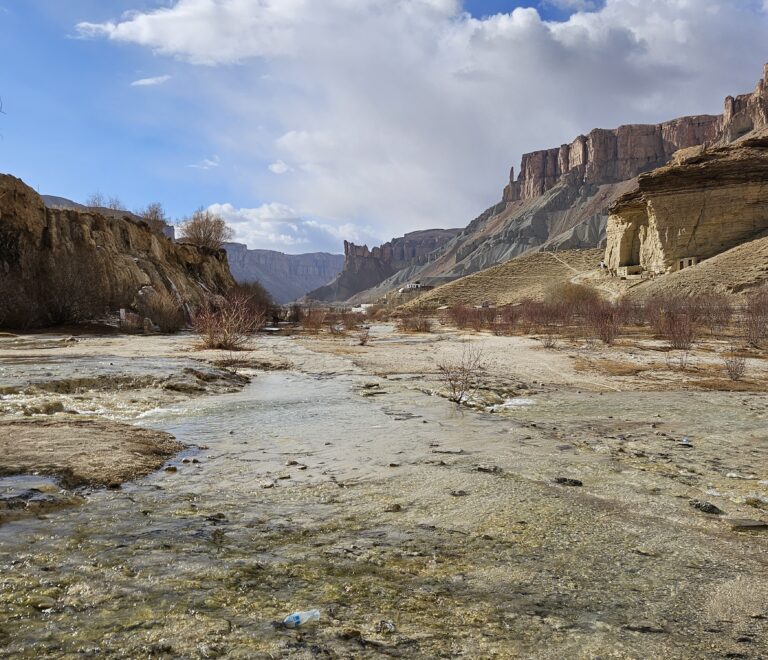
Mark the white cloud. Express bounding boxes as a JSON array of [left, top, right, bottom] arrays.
[[268, 160, 291, 175], [544, 0, 600, 11], [209, 202, 379, 253], [130, 74, 171, 87], [79, 1, 768, 251], [188, 155, 220, 170]]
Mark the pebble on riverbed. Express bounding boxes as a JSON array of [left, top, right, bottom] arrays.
[[689, 499, 724, 515]]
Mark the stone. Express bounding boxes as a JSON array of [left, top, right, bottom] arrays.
[[689, 499, 724, 515], [554, 477, 583, 487], [728, 518, 768, 531], [450, 490, 470, 497], [384, 503, 402, 512]]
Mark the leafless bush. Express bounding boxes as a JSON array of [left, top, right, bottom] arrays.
[[357, 328, 371, 346], [302, 308, 326, 334], [447, 305, 472, 329], [722, 344, 747, 381], [744, 288, 768, 347], [366, 304, 388, 322], [342, 310, 362, 331], [644, 296, 668, 336], [229, 281, 274, 317], [179, 208, 234, 250], [665, 350, 692, 371], [288, 303, 304, 324], [137, 202, 170, 235], [138, 289, 186, 333], [397, 312, 432, 333], [583, 300, 624, 345], [664, 310, 697, 350], [193, 294, 264, 350], [540, 331, 558, 349], [546, 282, 600, 310], [699, 294, 733, 336], [437, 344, 485, 404]]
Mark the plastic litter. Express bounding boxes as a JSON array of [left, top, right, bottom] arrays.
[[282, 609, 320, 628]]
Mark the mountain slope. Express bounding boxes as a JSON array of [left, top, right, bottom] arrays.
[[344, 63, 768, 303], [223, 243, 344, 304]]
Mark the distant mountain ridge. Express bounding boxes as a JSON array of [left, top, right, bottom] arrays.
[[223, 243, 344, 304], [307, 228, 462, 302]]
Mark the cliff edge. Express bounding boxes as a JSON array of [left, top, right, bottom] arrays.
[[0, 174, 234, 327]]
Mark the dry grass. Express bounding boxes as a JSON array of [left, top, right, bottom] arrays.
[[404, 248, 604, 310]]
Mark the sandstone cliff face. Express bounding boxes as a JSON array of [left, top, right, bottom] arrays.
[[605, 130, 768, 274], [223, 243, 344, 304], [344, 63, 768, 303], [0, 174, 234, 327], [307, 229, 461, 302]]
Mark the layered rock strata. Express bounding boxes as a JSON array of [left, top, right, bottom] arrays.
[[605, 130, 768, 274], [307, 229, 461, 302]]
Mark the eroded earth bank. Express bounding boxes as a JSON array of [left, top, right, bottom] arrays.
[[1, 329, 767, 658]]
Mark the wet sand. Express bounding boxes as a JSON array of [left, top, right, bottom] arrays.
[[0, 329, 766, 658]]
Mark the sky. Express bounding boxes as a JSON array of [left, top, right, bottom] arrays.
[[0, 1, 767, 254]]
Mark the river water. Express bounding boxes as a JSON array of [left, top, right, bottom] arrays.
[[2, 347, 767, 658]]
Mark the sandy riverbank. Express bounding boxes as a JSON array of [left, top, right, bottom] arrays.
[[0, 328, 766, 657]]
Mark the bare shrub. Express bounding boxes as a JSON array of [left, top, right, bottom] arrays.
[[664, 309, 697, 350], [583, 300, 624, 345], [179, 208, 234, 250], [744, 288, 768, 348], [722, 344, 747, 381], [137, 202, 170, 235], [437, 344, 485, 404], [41, 260, 110, 326], [643, 296, 668, 336], [138, 289, 186, 333], [342, 310, 362, 331], [665, 350, 692, 371], [397, 312, 432, 333], [546, 282, 600, 309], [447, 305, 472, 329], [699, 293, 733, 336], [229, 281, 274, 317], [491, 306, 518, 336], [366, 304, 388, 322], [302, 308, 326, 334], [357, 328, 371, 346], [540, 331, 558, 349], [193, 294, 264, 350], [288, 303, 304, 324]]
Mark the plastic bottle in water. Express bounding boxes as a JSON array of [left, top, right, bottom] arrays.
[[282, 609, 320, 628]]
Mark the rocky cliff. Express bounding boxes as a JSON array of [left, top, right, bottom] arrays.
[[307, 229, 461, 302], [223, 243, 344, 304], [0, 174, 234, 328], [346, 63, 768, 303], [605, 128, 768, 274]]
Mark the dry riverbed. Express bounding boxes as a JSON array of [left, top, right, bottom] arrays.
[[0, 328, 766, 658]]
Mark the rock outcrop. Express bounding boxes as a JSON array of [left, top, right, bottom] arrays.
[[307, 229, 461, 302], [605, 129, 768, 275], [345, 63, 768, 303], [223, 243, 344, 304], [0, 174, 234, 327]]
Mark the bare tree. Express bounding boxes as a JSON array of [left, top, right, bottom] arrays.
[[437, 343, 485, 404], [179, 207, 233, 250], [193, 293, 264, 350], [86, 192, 106, 208], [137, 202, 169, 234]]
